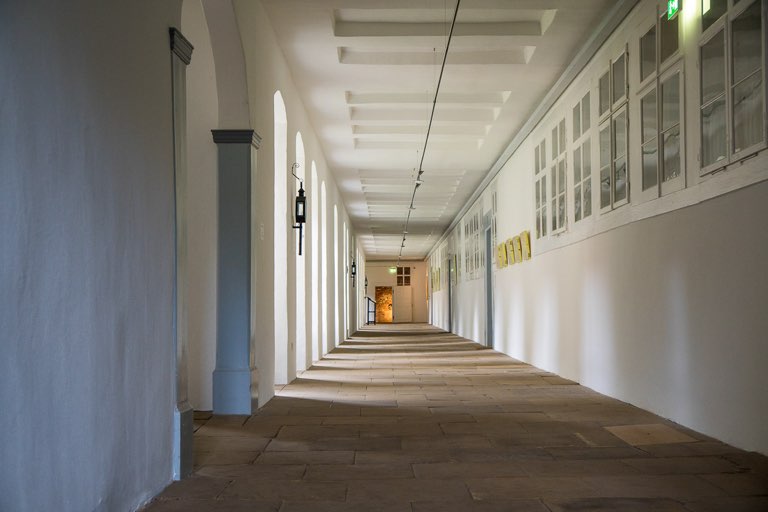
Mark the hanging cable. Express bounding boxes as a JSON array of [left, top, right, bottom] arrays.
[[400, 0, 461, 258]]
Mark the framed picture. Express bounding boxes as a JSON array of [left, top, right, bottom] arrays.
[[521, 230, 531, 260], [513, 236, 523, 263]]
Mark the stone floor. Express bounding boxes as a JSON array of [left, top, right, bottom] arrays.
[[145, 325, 768, 512]]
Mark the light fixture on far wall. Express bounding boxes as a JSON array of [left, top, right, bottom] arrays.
[[351, 259, 357, 287]]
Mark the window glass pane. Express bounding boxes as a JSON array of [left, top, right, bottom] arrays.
[[663, 126, 681, 182], [613, 109, 627, 159], [573, 104, 581, 138], [582, 94, 591, 131], [536, 211, 541, 238], [599, 72, 610, 115], [535, 147, 540, 173], [558, 195, 565, 229], [701, 31, 726, 105], [584, 178, 592, 217], [583, 139, 591, 177], [614, 155, 627, 202], [535, 180, 541, 209], [641, 25, 657, 81], [732, 1, 763, 84], [574, 147, 582, 182], [551, 197, 557, 231], [559, 119, 566, 153], [552, 127, 558, 159], [600, 125, 611, 167], [642, 90, 658, 143], [660, 12, 679, 63], [541, 176, 547, 235], [733, 71, 764, 152], [575, 184, 582, 222], [702, 0, 727, 32], [600, 166, 611, 209], [558, 160, 566, 193], [702, 96, 727, 166], [612, 55, 626, 104], [541, 141, 546, 168], [643, 141, 659, 190], [662, 73, 680, 131]]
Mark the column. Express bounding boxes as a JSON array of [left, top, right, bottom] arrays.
[[170, 27, 194, 481], [211, 129, 261, 414]]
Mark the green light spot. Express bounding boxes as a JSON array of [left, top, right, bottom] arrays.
[[668, 0, 680, 20]]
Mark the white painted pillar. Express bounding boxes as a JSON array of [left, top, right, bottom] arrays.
[[211, 129, 261, 414]]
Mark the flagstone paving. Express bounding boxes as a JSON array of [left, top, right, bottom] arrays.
[[144, 324, 768, 512]]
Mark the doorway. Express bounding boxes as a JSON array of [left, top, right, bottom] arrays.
[[375, 286, 393, 323]]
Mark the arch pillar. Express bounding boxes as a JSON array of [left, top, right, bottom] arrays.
[[211, 129, 261, 414]]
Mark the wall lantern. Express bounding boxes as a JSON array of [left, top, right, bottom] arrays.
[[291, 163, 306, 255], [350, 259, 357, 287], [364, 276, 368, 292]]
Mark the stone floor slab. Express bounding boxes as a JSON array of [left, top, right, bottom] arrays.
[[143, 325, 768, 512]]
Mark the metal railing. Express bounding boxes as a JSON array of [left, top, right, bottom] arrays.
[[365, 297, 376, 325]]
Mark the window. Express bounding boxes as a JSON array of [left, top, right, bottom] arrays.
[[396, 266, 411, 286], [491, 187, 498, 268], [573, 92, 592, 222], [534, 139, 548, 239], [638, 5, 684, 195], [700, 0, 766, 173], [550, 119, 567, 233], [599, 49, 630, 211], [462, 208, 483, 280]]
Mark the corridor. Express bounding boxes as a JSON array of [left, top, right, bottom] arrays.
[[146, 326, 768, 512]]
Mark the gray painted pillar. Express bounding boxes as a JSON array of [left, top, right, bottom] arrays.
[[170, 27, 194, 481], [212, 129, 261, 414]]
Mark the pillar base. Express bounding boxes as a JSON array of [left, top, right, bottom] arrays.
[[213, 368, 255, 415], [173, 402, 194, 480]]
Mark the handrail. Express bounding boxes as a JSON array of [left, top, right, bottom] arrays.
[[365, 297, 376, 325]]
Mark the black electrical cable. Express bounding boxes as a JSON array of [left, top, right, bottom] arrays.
[[401, 0, 461, 258]]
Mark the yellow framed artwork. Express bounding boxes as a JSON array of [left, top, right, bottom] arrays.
[[521, 230, 531, 260], [513, 236, 523, 262], [506, 238, 516, 265], [497, 243, 508, 268]]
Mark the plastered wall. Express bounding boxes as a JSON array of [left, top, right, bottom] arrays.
[[366, 261, 429, 323], [0, 0, 183, 509], [430, 0, 768, 455], [233, 0, 356, 400]]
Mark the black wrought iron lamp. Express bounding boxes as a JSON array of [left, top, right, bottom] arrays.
[[291, 163, 306, 255], [350, 259, 357, 287]]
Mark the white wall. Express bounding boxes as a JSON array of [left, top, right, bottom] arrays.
[[183, 0, 219, 412], [366, 261, 429, 323], [233, 0, 354, 402], [493, 180, 768, 455], [430, 0, 768, 455], [0, 0, 182, 510]]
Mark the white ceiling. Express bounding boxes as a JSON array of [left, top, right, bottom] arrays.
[[260, 0, 615, 260]]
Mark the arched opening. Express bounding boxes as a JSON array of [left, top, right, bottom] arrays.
[[273, 91, 288, 385], [294, 132, 306, 373], [343, 222, 348, 339], [321, 182, 328, 355], [311, 163, 320, 362], [333, 204, 339, 348]]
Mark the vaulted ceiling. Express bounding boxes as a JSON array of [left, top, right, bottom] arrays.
[[260, 0, 615, 259]]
